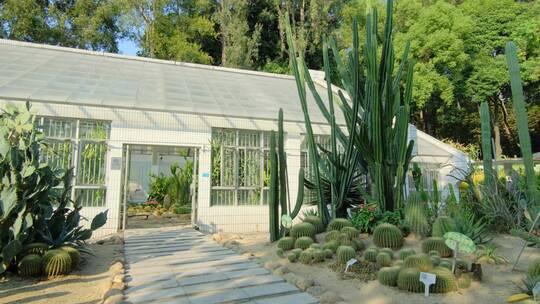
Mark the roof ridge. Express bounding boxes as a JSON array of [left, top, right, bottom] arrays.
[[0, 38, 295, 81]]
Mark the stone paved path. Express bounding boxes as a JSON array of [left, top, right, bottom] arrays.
[[124, 226, 319, 304]]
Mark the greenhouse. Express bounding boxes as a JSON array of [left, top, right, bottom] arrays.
[[0, 38, 467, 236]]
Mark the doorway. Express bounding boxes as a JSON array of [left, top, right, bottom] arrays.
[[120, 144, 199, 229]]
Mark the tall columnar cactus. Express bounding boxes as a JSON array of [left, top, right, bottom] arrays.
[[268, 111, 306, 242], [480, 101, 495, 189], [505, 42, 539, 205], [404, 193, 429, 237], [285, 0, 414, 213]]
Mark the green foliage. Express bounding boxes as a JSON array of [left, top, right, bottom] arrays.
[[42, 249, 72, 277], [376, 252, 392, 267], [403, 254, 433, 272], [336, 245, 356, 264], [373, 224, 404, 249], [294, 237, 314, 250], [422, 237, 453, 258], [60, 246, 80, 269], [475, 243, 508, 265], [528, 258, 540, 279], [148, 161, 193, 207], [17, 254, 42, 277], [290, 222, 316, 239], [340, 227, 359, 240], [397, 268, 423, 293], [432, 216, 457, 237], [170, 203, 190, 215], [378, 266, 401, 287], [431, 267, 457, 293], [350, 204, 378, 233], [363, 247, 379, 263], [303, 215, 324, 234], [323, 240, 339, 253], [277, 237, 295, 251], [399, 249, 415, 261], [327, 218, 353, 232]]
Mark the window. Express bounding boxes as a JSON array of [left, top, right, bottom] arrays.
[[300, 134, 333, 204], [39, 117, 110, 207], [407, 162, 440, 194], [211, 128, 270, 206]]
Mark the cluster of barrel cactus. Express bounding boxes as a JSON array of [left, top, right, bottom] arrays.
[[422, 237, 453, 257], [373, 223, 404, 249], [431, 216, 456, 238], [16, 243, 80, 278]]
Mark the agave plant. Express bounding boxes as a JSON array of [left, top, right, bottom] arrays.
[[475, 244, 508, 265], [285, 0, 414, 217]]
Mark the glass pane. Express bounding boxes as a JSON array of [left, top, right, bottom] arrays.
[[221, 147, 236, 186], [238, 189, 260, 205], [78, 142, 107, 185], [211, 189, 235, 206], [41, 118, 75, 139], [238, 131, 259, 148], [239, 149, 260, 187], [213, 128, 236, 146], [263, 150, 270, 187], [76, 188, 106, 207], [79, 121, 110, 140], [42, 139, 73, 170]]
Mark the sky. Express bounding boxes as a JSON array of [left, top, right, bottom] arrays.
[[118, 38, 139, 56]]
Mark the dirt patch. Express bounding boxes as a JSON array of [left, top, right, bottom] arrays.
[[127, 213, 190, 229], [0, 239, 122, 304], [218, 232, 540, 304]]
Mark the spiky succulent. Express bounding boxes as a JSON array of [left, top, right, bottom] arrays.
[[336, 245, 356, 264], [325, 230, 341, 242], [294, 237, 314, 250], [353, 239, 365, 251], [23, 243, 49, 256], [291, 248, 303, 257], [327, 218, 353, 231], [394, 260, 404, 267], [43, 249, 72, 277], [432, 216, 457, 237], [324, 248, 333, 259], [373, 223, 404, 249], [431, 267, 457, 293], [380, 248, 394, 258], [376, 252, 393, 267], [397, 268, 423, 293], [422, 237, 452, 258], [404, 194, 429, 236], [399, 248, 415, 260], [313, 249, 326, 263], [310, 243, 322, 250], [340, 226, 360, 240], [431, 255, 441, 266], [528, 258, 540, 278], [290, 222, 317, 239], [338, 234, 355, 248], [299, 250, 314, 264], [276, 248, 284, 257], [18, 254, 42, 277], [288, 252, 298, 262], [303, 215, 324, 233], [404, 254, 433, 272], [323, 240, 339, 253], [429, 250, 440, 257], [363, 247, 379, 263], [277, 237, 295, 251], [439, 260, 453, 270], [61, 246, 80, 269], [378, 266, 401, 286]]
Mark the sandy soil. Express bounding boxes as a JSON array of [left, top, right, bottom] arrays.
[[0, 241, 122, 304], [127, 213, 190, 229], [223, 232, 540, 304]]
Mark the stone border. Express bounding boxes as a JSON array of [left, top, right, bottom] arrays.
[[100, 234, 127, 304]]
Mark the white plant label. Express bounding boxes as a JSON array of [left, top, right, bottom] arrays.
[[345, 258, 358, 272], [533, 281, 540, 300], [420, 272, 436, 298]]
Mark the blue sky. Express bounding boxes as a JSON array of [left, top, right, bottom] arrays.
[[118, 38, 139, 56]]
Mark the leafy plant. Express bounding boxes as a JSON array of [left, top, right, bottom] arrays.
[[350, 204, 377, 233], [475, 243, 508, 265]]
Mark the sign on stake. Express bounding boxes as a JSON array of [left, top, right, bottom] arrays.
[[345, 258, 357, 272], [420, 272, 436, 298]]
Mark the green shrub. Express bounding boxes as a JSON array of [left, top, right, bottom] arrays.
[[290, 222, 316, 239], [170, 203, 191, 214], [18, 254, 42, 277], [277, 237, 295, 251], [376, 252, 392, 267], [431, 267, 457, 293], [363, 247, 379, 263], [303, 215, 324, 233], [337, 245, 356, 264], [373, 223, 404, 249], [432, 216, 457, 237], [378, 266, 401, 286], [397, 268, 423, 293], [43, 249, 72, 277], [327, 218, 353, 231], [422, 237, 452, 257], [294, 237, 314, 250], [403, 254, 433, 272]]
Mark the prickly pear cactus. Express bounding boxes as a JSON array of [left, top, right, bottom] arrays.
[[18, 254, 42, 277], [43, 249, 72, 277], [373, 223, 404, 249]]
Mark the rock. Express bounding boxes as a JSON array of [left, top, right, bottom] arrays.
[[320, 291, 342, 304], [264, 261, 281, 271], [307, 286, 326, 297], [103, 294, 123, 304], [111, 282, 126, 290], [212, 234, 222, 242], [296, 277, 315, 291], [102, 288, 122, 300], [112, 274, 125, 283], [111, 257, 125, 265], [230, 234, 243, 240], [273, 266, 290, 276], [283, 273, 298, 285], [110, 262, 124, 273]]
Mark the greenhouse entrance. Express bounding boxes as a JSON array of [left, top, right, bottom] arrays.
[[121, 144, 199, 230]]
